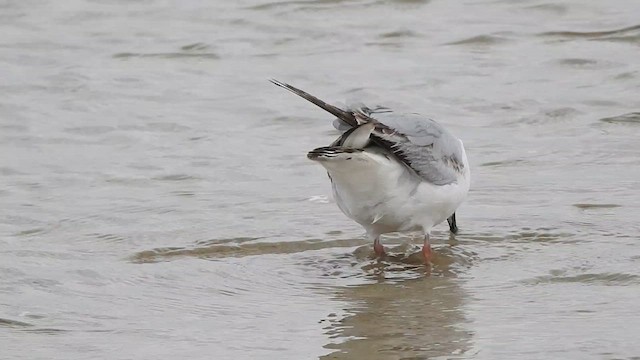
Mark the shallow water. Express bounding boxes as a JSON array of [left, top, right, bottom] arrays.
[[2, 0, 640, 359]]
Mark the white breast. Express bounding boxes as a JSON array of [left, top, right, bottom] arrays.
[[320, 146, 469, 235]]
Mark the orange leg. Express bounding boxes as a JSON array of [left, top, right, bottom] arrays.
[[373, 237, 385, 257], [422, 234, 433, 263]]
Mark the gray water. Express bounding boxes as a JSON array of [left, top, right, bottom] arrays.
[[2, 0, 640, 359]]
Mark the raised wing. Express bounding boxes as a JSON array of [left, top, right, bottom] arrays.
[[270, 80, 465, 185], [270, 79, 359, 128]]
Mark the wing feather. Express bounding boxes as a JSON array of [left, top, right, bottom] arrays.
[[270, 80, 465, 185], [355, 107, 465, 185]]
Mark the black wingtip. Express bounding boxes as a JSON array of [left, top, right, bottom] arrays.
[[268, 79, 358, 127], [268, 79, 304, 95], [269, 78, 287, 88]]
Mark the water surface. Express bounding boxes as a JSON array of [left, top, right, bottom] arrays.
[[1, 0, 640, 359]]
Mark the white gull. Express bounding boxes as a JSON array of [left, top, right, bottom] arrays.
[[271, 80, 470, 262]]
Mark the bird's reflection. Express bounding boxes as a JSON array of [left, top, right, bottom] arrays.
[[318, 246, 473, 359]]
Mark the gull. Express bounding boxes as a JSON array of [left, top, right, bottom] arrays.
[[271, 80, 470, 262]]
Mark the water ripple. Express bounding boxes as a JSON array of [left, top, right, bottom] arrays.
[[539, 23, 640, 43], [600, 112, 640, 125], [113, 52, 220, 60], [445, 34, 510, 46], [522, 272, 640, 286]]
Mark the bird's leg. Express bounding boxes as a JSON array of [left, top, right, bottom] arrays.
[[447, 213, 458, 234], [422, 233, 433, 263], [373, 237, 385, 257]]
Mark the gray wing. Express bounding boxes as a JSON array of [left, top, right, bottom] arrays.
[[359, 106, 466, 186], [269, 80, 464, 185]]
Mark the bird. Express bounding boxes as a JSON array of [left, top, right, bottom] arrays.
[[270, 80, 470, 263]]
